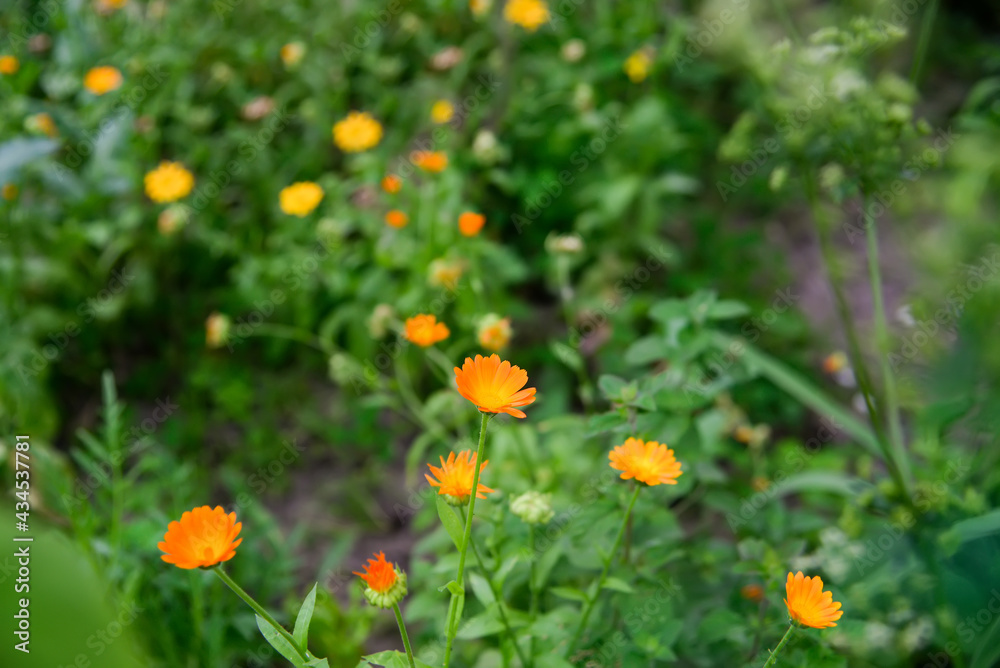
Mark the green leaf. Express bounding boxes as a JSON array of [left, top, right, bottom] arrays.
[[456, 609, 507, 639], [305, 659, 330, 667], [598, 374, 629, 400], [293, 584, 318, 649], [706, 300, 750, 319], [625, 335, 668, 366], [255, 614, 303, 666], [0, 137, 60, 183], [771, 472, 867, 498], [550, 340, 584, 372], [648, 299, 689, 324], [550, 586, 588, 602], [468, 572, 496, 606], [436, 495, 465, 551], [945, 509, 1000, 546], [602, 576, 635, 593], [437, 579, 465, 596]]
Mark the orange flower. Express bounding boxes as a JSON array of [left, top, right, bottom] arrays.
[[385, 209, 409, 228], [784, 572, 843, 629], [741, 583, 764, 602], [158, 506, 243, 569], [382, 174, 402, 193], [353, 551, 398, 593], [822, 351, 848, 374], [404, 314, 449, 346], [608, 438, 682, 486], [458, 211, 485, 237], [425, 450, 494, 504], [411, 150, 448, 173], [454, 354, 536, 418], [84, 66, 123, 95], [477, 314, 511, 351], [0, 55, 20, 75]]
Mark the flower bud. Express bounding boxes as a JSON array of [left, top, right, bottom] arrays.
[[510, 491, 554, 525]]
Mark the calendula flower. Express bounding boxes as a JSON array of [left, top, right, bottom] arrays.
[[145, 161, 195, 203], [741, 583, 765, 602], [206, 312, 231, 348], [428, 258, 464, 290], [510, 491, 553, 524], [385, 209, 409, 228], [784, 572, 843, 628], [96, 0, 128, 11], [354, 552, 408, 608], [411, 150, 448, 173], [624, 49, 652, 83], [426, 450, 494, 506], [470, 0, 492, 17], [431, 99, 455, 124], [381, 174, 402, 193], [454, 353, 537, 418], [2, 184, 18, 201], [0, 55, 19, 75], [404, 314, 449, 347], [280, 42, 305, 67], [279, 181, 324, 217], [26, 112, 58, 137], [333, 111, 383, 152], [477, 314, 511, 351], [83, 66, 123, 95], [822, 351, 848, 374], [608, 437, 683, 486], [458, 211, 485, 237], [158, 505, 243, 569], [503, 0, 549, 31]]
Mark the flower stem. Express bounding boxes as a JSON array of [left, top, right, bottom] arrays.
[[565, 484, 641, 658], [909, 0, 939, 85], [470, 537, 530, 667], [762, 624, 795, 668], [528, 527, 538, 667], [392, 602, 417, 668], [213, 567, 309, 663], [443, 411, 491, 668]]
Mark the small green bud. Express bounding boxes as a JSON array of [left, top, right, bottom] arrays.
[[510, 491, 554, 525]]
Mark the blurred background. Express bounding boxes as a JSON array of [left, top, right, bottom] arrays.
[[2, 0, 1000, 666]]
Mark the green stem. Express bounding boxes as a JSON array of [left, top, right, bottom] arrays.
[[909, 0, 939, 85], [213, 567, 309, 663], [443, 411, 491, 668], [565, 484, 641, 658], [862, 196, 912, 500], [392, 603, 417, 668], [470, 538, 530, 667], [244, 323, 328, 354], [762, 624, 795, 668], [528, 527, 538, 668]]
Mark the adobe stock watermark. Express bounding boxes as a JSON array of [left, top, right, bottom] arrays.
[[54, 600, 144, 668], [15, 266, 136, 383], [674, 0, 751, 72], [4, 0, 59, 51], [512, 115, 625, 234], [338, 0, 405, 63], [716, 85, 831, 201]]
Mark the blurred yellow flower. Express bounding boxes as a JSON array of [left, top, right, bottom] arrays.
[[280, 42, 305, 67], [0, 55, 19, 75], [429, 258, 464, 289], [205, 312, 231, 348], [470, 0, 492, 17], [412, 150, 448, 173], [822, 351, 848, 374], [2, 184, 18, 201], [404, 314, 449, 347], [503, 0, 549, 31], [145, 161, 195, 203], [624, 49, 652, 83], [84, 66, 123, 95], [279, 181, 324, 217], [333, 111, 383, 152], [385, 209, 409, 228], [381, 174, 402, 194], [477, 314, 512, 351], [26, 112, 58, 137], [431, 99, 454, 124], [458, 211, 485, 237]]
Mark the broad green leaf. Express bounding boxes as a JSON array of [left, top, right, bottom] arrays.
[[625, 335, 668, 366], [550, 586, 588, 602], [706, 300, 750, 319], [255, 614, 303, 666], [293, 584, 318, 648], [455, 609, 506, 639], [468, 572, 495, 606], [598, 374, 629, 400], [945, 508, 1000, 545], [436, 495, 465, 551], [550, 340, 584, 372], [602, 576, 635, 593]]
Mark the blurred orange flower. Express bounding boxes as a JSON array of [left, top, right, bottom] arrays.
[[158, 506, 243, 569], [458, 212, 485, 237], [0, 55, 20, 75], [412, 150, 448, 173], [503, 0, 549, 31], [741, 583, 764, 602], [425, 450, 494, 504], [454, 354, 536, 418], [333, 111, 383, 152], [381, 174, 402, 193], [608, 437, 683, 486], [385, 209, 409, 228], [404, 314, 449, 346], [784, 572, 843, 628], [84, 66, 123, 95], [477, 314, 511, 351]]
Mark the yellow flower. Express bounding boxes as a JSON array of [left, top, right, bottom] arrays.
[[458, 211, 485, 237], [624, 49, 652, 83], [425, 450, 494, 505], [205, 312, 231, 348], [145, 161, 195, 203], [385, 209, 409, 228], [158, 506, 243, 570], [503, 0, 549, 31], [84, 66, 123, 95], [428, 258, 464, 290], [411, 150, 448, 173], [608, 437, 683, 486], [333, 111, 383, 153], [280, 42, 306, 67], [279, 181, 324, 217], [0, 55, 19, 75], [404, 314, 449, 347], [2, 184, 18, 201], [822, 351, 848, 374], [431, 99, 455, 124], [454, 354, 537, 418], [26, 112, 58, 137], [381, 174, 402, 193], [477, 314, 512, 351], [784, 572, 843, 629], [470, 0, 492, 17]]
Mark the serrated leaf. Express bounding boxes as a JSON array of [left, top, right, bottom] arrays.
[[436, 495, 465, 551], [255, 614, 303, 666], [293, 584, 318, 649]]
